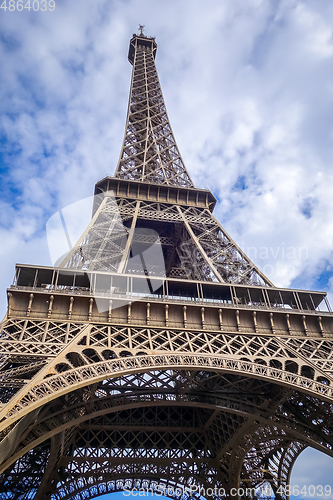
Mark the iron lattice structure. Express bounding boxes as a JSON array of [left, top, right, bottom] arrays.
[[1, 31, 333, 500]]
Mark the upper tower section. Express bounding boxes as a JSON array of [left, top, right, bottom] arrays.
[[114, 29, 194, 187], [128, 31, 157, 65]]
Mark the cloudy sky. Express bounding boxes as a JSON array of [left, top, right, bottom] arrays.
[[1, 0, 333, 496]]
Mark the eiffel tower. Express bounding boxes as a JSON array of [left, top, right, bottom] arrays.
[[1, 29, 333, 500]]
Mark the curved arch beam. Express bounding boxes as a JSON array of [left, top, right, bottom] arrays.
[[51, 472, 211, 500], [1, 353, 333, 432], [2, 390, 333, 476]]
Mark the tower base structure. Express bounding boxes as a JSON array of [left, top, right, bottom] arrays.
[[1, 244, 333, 499]]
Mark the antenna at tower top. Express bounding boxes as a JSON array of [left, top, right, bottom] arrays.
[[138, 24, 145, 35]]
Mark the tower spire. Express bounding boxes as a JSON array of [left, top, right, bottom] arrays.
[[114, 32, 194, 187]]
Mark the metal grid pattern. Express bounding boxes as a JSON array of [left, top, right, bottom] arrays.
[[60, 195, 272, 285], [114, 38, 193, 187]]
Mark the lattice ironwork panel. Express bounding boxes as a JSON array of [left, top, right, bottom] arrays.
[[115, 40, 193, 187]]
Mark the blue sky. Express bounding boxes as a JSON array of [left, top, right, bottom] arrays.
[[1, 0, 333, 497]]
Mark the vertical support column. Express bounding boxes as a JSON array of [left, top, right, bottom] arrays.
[[285, 314, 291, 334], [183, 306, 187, 328], [201, 307, 205, 330], [252, 311, 258, 333], [302, 315, 308, 335], [235, 310, 240, 332], [108, 300, 113, 323], [27, 293, 34, 317], [218, 308, 223, 331], [269, 313, 275, 334], [318, 316, 324, 335], [146, 303, 150, 326], [88, 298, 94, 321], [68, 297, 74, 320], [127, 302, 132, 324], [165, 304, 169, 327], [7, 292, 12, 318], [47, 295, 54, 318]]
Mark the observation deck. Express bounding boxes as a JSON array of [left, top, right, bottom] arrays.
[[7, 264, 333, 337]]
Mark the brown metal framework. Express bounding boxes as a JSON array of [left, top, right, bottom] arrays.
[[1, 31, 333, 500]]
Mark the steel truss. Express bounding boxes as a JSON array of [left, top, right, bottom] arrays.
[[1, 316, 333, 499], [115, 36, 193, 187], [61, 196, 272, 286], [1, 31, 333, 500]]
